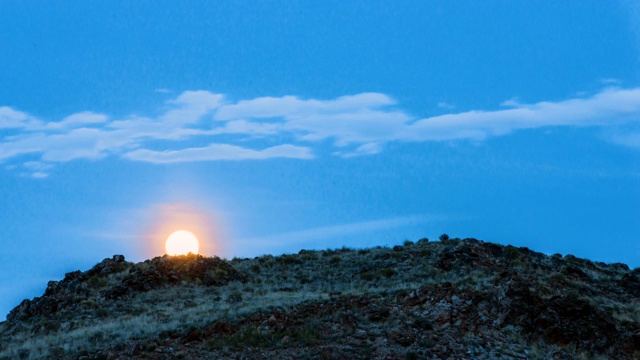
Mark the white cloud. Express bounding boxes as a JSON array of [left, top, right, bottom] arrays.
[[211, 119, 282, 135], [22, 161, 54, 179], [286, 109, 412, 145], [216, 92, 410, 145], [109, 91, 223, 141], [336, 142, 383, 158], [0, 128, 129, 163], [2, 87, 640, 177], [0, 107, 41, 130], [162, 91, 223, 126], [405, 87, 640, 141], [124, 143, 313, 163], [44, 112, 108, 130], [215, 92, 395, 120], [0, 107, 27, 129], [215, 87, 640, 145], [31, 172, 49, 179]]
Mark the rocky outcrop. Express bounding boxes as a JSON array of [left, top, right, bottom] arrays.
[[7, 255, 130, 323], [106, 254, 248, 299], [6, 254, 248, 323]]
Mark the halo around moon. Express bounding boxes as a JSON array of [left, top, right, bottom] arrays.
[[142, 202, 226, 258], [166, 230, 200, 255]]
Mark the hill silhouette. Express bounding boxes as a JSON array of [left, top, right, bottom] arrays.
[[1, 237, 639, 359]]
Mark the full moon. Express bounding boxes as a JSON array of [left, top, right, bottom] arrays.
[[165, 230, 200, 256]]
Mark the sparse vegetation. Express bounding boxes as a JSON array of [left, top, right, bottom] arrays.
[[1, 237, 639, 359]]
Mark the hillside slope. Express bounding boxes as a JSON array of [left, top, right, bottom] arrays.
[[1, 237, 639, 359]]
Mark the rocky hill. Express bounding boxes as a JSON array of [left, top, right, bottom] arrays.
[[1, 236, 639, 359]]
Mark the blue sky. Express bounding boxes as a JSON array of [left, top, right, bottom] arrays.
[[1, 1, 640, 318]]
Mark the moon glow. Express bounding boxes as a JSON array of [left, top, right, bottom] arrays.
[[165, 230, 200, 256]]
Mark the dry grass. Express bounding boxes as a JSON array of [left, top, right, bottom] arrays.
[[1, 238, 639, 359]]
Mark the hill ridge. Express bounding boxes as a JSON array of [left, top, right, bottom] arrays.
[[2, 237, 639, 359]]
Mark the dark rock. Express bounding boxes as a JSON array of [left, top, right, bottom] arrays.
[[562, 265, 590, 280], [620, 273, 640, 296], [366, 304, 390, 322], [43, 281, 60, 296], [611, 262, 630, 271], [532, 296, 617, 353], [63, 270, 85, 282], [436, 243, 500, 271], [105, 254, 247, 299], [184, 329, 203, 343]]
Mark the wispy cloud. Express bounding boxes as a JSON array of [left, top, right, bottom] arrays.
[[124, 144, 313, 163], [406, 87, 640, 141], [235, 214, 442, 249], [608, 132, 640, 149], [437, 102, 455, 110], [2, 87, 640, 177]]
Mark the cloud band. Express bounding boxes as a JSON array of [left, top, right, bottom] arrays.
[[2, 87, 640, 177]]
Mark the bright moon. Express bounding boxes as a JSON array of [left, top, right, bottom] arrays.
[[165, 230, 200, 256]]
